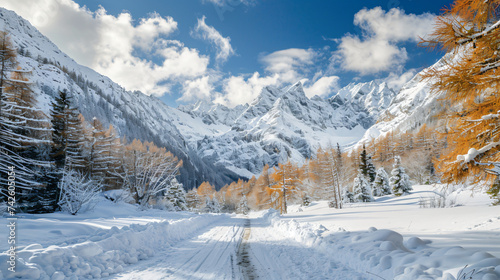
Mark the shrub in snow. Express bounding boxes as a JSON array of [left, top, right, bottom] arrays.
[[419, 186, 459, 208], [372, 168, 391, 196], [236, 195, 250, 214], [390, 156, 412, 196], [203, 197, 221, 213], [352, 172, 373, 202], [487, 177, 500, 205], [58, 170, 102, 215], [163, 178, 188, 211], [302, 193, 312, 206], [103, 189, 134, 204]]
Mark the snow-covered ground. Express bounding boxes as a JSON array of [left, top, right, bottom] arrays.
[[1, 185, 499, 279]]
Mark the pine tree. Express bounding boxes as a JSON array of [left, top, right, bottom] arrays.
[[164, 178, 188, 211], [373, 167, 391, 196], [236, 195, 250, 214], [352, 171, 373, 202], [421, 0, 500, 190], [203, 197, 221, 213], [359, 145, 376, 183], [302, 193, 312, 206], [186, 188, 201, 211], [390, 156, 412, 196]]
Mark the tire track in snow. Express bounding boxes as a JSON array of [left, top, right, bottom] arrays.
[[237, 219, 257, 280]]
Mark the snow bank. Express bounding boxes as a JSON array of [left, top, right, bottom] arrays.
[[0, 214, 225, 279], [264, 210, 500, 280]]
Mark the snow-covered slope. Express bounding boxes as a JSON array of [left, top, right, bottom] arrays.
[[0, 8, 240, 189], [357, 59, 447, 145]]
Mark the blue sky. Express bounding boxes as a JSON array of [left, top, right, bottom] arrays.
[[2, 0, 451, 107]]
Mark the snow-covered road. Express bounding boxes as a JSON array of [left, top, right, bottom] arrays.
[[106, 214, 367, 280], [106, 216, 247, 280], [2, 185, 500, 279]]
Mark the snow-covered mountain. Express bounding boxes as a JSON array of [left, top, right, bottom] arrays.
[[357, 59, 447, 145], [177, 81, 394, 178], [0, 7, 432, 187], [0, 8, 241, 188]]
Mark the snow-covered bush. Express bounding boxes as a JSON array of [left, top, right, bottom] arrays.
[[58, 170, 102, 215], [390, 156, 412, 196], [419, 186, 459, 208], [372, 168, 391, 196]]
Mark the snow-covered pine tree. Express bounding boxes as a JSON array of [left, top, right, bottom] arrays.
[[342, 188, 355, 204], [372, 167, 391, 196], [186, 188, 201, 211], [390, 156, 412, 196], [203, 197, 221, 213], [352, 171, 373, 202], [164, 178, 188, 211], [302, 193, 312, 206], [236, 195, 250, 214], [0, 32, 51, 212]]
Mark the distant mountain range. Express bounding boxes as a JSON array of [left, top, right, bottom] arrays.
[[0, 7, 441, 188]]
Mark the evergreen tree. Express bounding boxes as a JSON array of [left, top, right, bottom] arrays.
[[302, 193, 312, 206], [164, 178, 188, 211], [372, 167, 391, 196], [203, 197, 221, 213], [186, 188, 201, 211], [236, 195, 250, 214], [390, 156, 412, 196], [352, 171, 373, 202], [359, 145, 376, 183]]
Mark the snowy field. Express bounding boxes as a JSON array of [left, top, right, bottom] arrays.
[[1, 185, 499, 279]]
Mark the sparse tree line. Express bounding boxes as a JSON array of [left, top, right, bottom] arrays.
[[0, 32, 182, 214], [189, 141, 419, 215]]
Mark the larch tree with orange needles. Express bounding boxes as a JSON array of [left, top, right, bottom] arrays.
[[267, 161, 300, 214], [421, 0, 500, 189]]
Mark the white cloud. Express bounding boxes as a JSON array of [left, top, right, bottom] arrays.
[[202, 0, 256, 7], [214, 72, 280, 107], [1, 0, 209, 96], [303, 76, 340, 98], [192, 16, 235, 65], [335, 7, 435, 75], [179, 76, 214, 102], [260, 48, 315, 83], [384, 69, 417, 91]]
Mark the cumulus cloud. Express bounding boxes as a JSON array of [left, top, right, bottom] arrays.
[[179, 76, 214, 102], [214, 72, 280, 107], [260, 48, 316, 83], [302, 76, 340, 98], [192, 16, 235, 65], [1, 0, 209, 96], [335, 7, 435, 75], [384, 69, 417, 91]]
